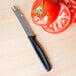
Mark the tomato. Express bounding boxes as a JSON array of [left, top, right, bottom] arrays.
[[70, 0, 76, 5], [58, 0, 69, 4], [58, 0, 76, 23], [69, 0, 76, 22], [65, 1, 76, 23], [42, 3, 72, 34], [31, 0, 60, 26]]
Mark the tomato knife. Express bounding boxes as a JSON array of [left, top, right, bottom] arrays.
[[12, 6, 51, 71]]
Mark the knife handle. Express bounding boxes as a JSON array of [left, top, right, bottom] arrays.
[[28, 36, 51, 71]]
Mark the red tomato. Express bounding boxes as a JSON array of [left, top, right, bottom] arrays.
[[31, 0, 60, 26], [69, 0, 76, 22], [42, 3, 72, 34], [70, 0, 76, 5], [58, 0, 76, 23], [58, 0, 69, 4]]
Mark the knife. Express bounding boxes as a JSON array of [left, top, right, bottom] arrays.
[[12, 6, 51, 71]]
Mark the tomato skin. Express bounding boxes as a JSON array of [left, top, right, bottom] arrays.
[[31, 0, 60, 26], [42, 3, 72, 34]]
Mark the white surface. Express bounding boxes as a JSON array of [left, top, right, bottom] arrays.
[[0, 0, 76, 76]]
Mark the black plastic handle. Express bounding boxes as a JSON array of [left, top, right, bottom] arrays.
[[28, 36, 51, 71]]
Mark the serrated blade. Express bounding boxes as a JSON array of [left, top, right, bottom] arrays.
[[11, 6, 34, 37]]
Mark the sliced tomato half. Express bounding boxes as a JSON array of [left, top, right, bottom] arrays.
[[58, 0, 76, 23], [58, 0, 69, 4], [68, 0, 76, 23], [42, 3, 72, 34], [70, 5, 76, 22], [70, 0, 76, 5]]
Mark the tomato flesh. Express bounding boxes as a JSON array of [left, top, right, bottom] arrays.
[[69, 0, 76, 22], [42, 3, 72, 34], [58, 0, 76, 23], [70, 0, 76, 5], [31, 0, 60, 26]]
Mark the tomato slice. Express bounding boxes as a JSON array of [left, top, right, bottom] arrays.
[[58, 0, 76, 23], [42, 3, 72, 34], [70, 0, 76, 5], [58, 0, 69, 4], [68, 0, 76, 23]]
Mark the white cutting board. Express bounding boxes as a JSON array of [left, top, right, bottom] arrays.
[[0, 0, 76, 76]]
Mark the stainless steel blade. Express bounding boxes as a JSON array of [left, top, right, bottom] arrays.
[[11, 6, 34, 37]]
